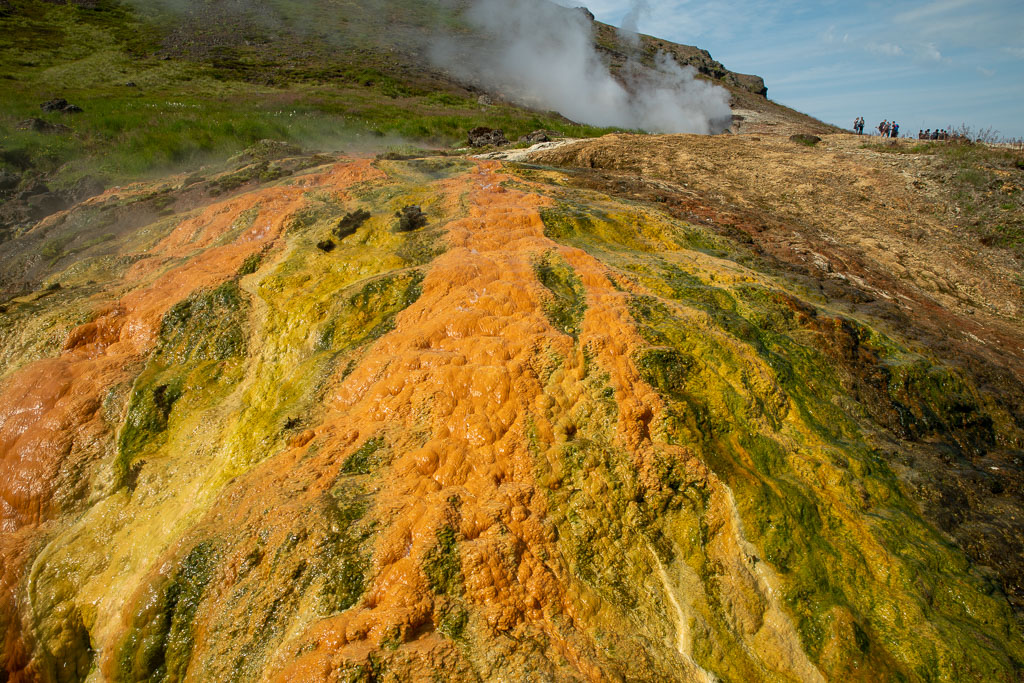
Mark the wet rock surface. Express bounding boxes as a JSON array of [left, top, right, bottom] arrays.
[[1, 145, 1022, 682]]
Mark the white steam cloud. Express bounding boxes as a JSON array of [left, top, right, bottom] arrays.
[[619, 0, 650, 46], [430, 0, 732, 134]]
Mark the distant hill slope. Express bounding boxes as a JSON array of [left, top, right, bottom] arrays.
[[0, 0, 833, 242]]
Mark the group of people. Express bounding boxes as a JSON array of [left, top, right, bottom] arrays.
[[877, 120, 900, 137], [852, 117, 899, 137], [853, 117, 957, 141]]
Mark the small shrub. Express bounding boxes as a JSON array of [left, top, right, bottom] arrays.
[[395, 205, 427, 232], [333, 209, 370, 240], [790, 134, 821, 147], [316, 239, 335, 252]]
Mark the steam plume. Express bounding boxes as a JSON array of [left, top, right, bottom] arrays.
[[430, 0, 732, 134], [619, 0, 650, 46]]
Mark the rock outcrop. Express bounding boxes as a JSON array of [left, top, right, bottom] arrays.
[[468, 126, 509, 148]]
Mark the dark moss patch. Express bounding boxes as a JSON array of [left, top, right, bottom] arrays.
[[534, 250, 586, 338], [116, 541, 218, 682], [237, 250, 265, 276], [437, 604, 469, 641], [157, 282, 246, 365], [321, 485, 374, 615], [424, 525, 462, 596], [117, 281, 248, 475], [394, 205, 427, 232], [790, 134, 821, 147], [208, 161, 289, 196], [118, 379, 185, 467], [333, 209, 370, 240], [341, 436, 385, 475], [315, 271, 424, 353]]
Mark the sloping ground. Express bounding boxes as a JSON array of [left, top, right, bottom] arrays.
[[1, 140, 1023, 681], [0, 0, 832, 247], [528, 132, 1024, 614]]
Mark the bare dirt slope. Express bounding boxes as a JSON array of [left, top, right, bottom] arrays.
[[530, 133, 1024, 369]]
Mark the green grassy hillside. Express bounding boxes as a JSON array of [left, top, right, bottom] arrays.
[[1, 0, 613, 180]]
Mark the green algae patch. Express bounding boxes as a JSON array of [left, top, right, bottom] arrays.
[[341, 436, 386, 475], [237, 248, 269, 277], [424, 525, 462, 596], [534, 251, 586, 339], [423, 523, 471, 642], [157, 282, 247, 364], [316, 271, 425, 354], [621, 270, 1024, 678], [531, 188, 1024, 678], [534, 349, 698, 680], [321, 484, 375, 616], [115, 542, 218, 682], [539, 201, 731, 258], [117, 281, 249, 475], [375, 157, 474, 185]]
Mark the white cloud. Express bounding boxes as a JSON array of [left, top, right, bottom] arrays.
[[1003, 47, 1024, 59], [916, 42, 951, 63], [865, 42, 904, 57]]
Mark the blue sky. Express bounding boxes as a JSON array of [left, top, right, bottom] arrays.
[[573, 0, 1024, 138]]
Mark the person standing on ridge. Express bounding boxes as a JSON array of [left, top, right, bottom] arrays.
[[891, 121, 899, 138]]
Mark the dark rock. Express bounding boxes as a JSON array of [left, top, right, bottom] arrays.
[[125, 81, 137, 88], [333, 209, 370, 240], [727, 73, 768, 98], [230, 139, 302, 165], [790, 134, 822, 147], [468, 127, 508, 148], [395, 205, 427, 233], [17, 182, 49, 200], [69, 175, 106, 203], [41, 98, 70, 112], [315, 239, 336, 252], [40, 98, 83, 114], [17, 118, 71, 134], [519, 130, 551, 145], [0, 170, 19, 191], [27, 192, 70, 219], [574, 7, 595, 21]]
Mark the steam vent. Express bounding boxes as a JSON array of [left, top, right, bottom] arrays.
[[2, 1, 1024, 681]]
